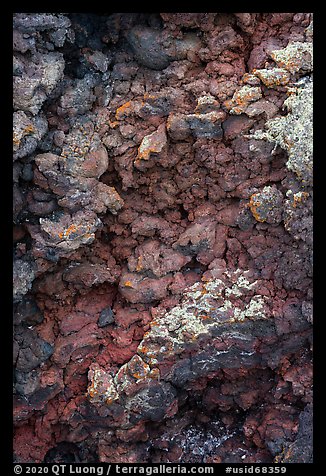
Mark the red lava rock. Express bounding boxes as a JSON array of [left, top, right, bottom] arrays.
[[13, 12, 313, 464]]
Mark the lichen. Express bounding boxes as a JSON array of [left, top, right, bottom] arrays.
[[252, 68, 290, 88], [270, 42, 313, 74], [224, 86, 262, 115], [136, 270, 270, 365], [250, 77, 313, 186]]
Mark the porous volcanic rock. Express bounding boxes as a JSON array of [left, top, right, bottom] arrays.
[[13, 12, 313, 464]]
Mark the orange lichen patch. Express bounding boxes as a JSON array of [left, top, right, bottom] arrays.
[[270, 55, 301, 75], [130, 371, 144, 380], [109, 120, 119, 128], [249, 194, 265, 222], [58, 224, 78, 240], [13, 124, 35, 147], [166, 114, 174, 131], [143, 93, 157, 101], [23, 125, 35, 134], [224, 86, 262, 114], [127, 355, 151, 380], [284, 137, 295, 151], [137, 138, 163, 161], [123, 280, 134, 288], [115, 101, 133, 120], [138, 144, 160, 160], [241, 73, 261, 85], [13, 135, 21, 146], [199, 314, 211, 320], [87, 379, 99, 399], [249, 193, 266, 222], [142, 330, 151, 339], [135, 256, 143, 272], [252, 68, 290, 88], [292, 191, 309, 208], [137, 344, 156, 360], [269, 43, 312, 75], [105, 397, 116, 405], [149, 368, 160, 379], [274, 445, 294, 463], [64, 224, 77, 236]]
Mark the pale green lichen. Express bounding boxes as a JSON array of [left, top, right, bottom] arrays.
[[225, 85, 262, 115], [87, 367, 119, 404], [252, 68, 290, 87], [137, 270, 270, 366], [250, 76, 313, 186], [270, 42, 313, 74]]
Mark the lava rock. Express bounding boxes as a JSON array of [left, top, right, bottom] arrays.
[[98, 307, 115, 327]]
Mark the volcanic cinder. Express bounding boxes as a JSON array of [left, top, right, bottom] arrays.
[[13, 12, 313, 464]]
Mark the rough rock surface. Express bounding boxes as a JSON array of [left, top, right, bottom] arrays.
[[13, 12, 313, 464]]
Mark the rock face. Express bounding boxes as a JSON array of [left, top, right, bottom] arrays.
[[13, 12, 313, 464]]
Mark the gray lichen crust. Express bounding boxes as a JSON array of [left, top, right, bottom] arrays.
[[259, 77, 312, 185], [137, 269, 270, 366], [87, 269, 272, 408], [252, 43, 313, 186]]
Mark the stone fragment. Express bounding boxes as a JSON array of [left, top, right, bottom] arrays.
[[126, 26, 172, 70], [13, 13, 71, 33], [13, 259, 36, 303], [52, 323, 99, 367], [126, 26, 202, 70], [167, 110, 225, 140], [98, 307, 115, 327], [244, 99, 279, 119], [249, 186, 284, 224], [270, 42, 313, 74], [274, 404, 313, 463], [87, 364, 119, 405], [15, 328, 54, 372], [27, 210, 102, 261], [63, 263, 118, 287], [224, 86, 262, 115], [136, 123, 167, 163], [119, 272, 173, 304], [58, 75, 97, 117], [14, 298, 44, 326], [251, 77, 313, 185], [252, 68, 290, 88], [283, 190, 312, 243], [194, 94, 220, 114], [186, 111, 226, 139], [13, 52, 65, 115], [13, 112, 48, 160], [127, 240, 191, 278]]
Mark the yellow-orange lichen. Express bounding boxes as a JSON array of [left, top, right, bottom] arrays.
[[150, 368, 160, 376], [105, 397, 116, 405], [109, 120, 119, 129], [199, 314, 211, 320], [23, 125, 35, 134], [135, 256, 143, 271], [292, 192, 309, 208], [58, 224, 78, 239], [143, 93, 157, 101], [123, 280, 134, 288], [13, 135, 20, 146], [249, 195, 265, 222], [115, 101, 133, 120], [138, 143, 159, 161]]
